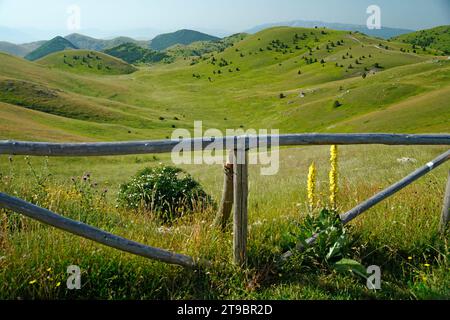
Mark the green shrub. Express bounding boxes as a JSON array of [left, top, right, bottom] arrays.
[[117, 166, 213, 222]]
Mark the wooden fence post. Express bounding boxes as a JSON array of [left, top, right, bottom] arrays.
[[440, 170, 450, 234], [214, 150, 234, 230], [233, 137, 248, 266]]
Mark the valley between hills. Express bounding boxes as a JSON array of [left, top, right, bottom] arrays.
[[0, 26, 449, 142]]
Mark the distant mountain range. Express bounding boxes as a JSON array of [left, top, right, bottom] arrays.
[[15, 29, 222, 63], [0, 41, 30, 57], [246, 20, 413, 39], [1, 23, 448, 64], [65, 33, 148, 51], [0, 29, 223, 60]]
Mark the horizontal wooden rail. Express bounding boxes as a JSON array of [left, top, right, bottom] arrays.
[[0, 193, 200, 268], [1, 134, 449, 157]]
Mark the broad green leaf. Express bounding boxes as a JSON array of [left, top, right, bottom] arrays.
[[334, 258, 368, 279]]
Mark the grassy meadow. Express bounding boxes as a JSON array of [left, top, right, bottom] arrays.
[[0, 26, 449, 299]]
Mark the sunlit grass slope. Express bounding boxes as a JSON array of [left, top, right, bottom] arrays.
[[38, 50, 137, 75]]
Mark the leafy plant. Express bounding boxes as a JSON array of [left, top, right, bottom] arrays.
[[298, 209, 350, 262], [117, 165, 213, 223], [334, 258, 368, 279]]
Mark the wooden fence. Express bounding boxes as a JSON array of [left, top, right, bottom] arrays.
[[0, 134, 449, 268]]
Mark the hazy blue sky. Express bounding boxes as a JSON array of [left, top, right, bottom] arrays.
[[0, 0, 449, 37]]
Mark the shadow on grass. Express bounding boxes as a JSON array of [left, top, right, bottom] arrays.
[[240, 229, 448, 300]]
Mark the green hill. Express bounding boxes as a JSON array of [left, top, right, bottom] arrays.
[[25, 36, 78, 61], [393, 25, 450, 54], [166, 33, 248, 59], [65, 33, 148, 51], [37, 50, 137, 75], [104, 43, 168, 64], [150, 29, 220, 51]]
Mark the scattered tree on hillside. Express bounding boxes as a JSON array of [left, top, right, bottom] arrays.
[[333, 100, 342, 108]]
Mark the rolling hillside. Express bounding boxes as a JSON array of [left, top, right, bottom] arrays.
[[24, 36, 78, 61], [165, 33, 248, 58], [393, 25, 450, 54], [104, 43, 168, 64], [150, 29, 221, 51], [37, 50, 137, 75], [0, 26, 449, 143]]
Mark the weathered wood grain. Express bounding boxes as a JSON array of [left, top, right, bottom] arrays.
[[233, 144, 248, 266], [214, 150, 234, 230], [440, 171, 450, 234], [1, 134, 449, 157]]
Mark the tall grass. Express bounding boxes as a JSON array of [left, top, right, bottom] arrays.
[[0, 145, 448, 299]]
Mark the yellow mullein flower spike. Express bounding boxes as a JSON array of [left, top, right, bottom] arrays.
[[307, 162, 317, 211], [329, 145, 338, 209]]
